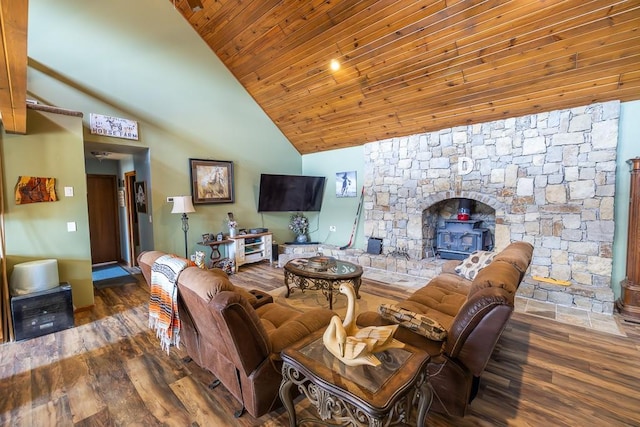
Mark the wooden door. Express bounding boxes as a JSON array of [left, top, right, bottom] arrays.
[[87, 174, 120, 265], [125, 172, 140, 267]]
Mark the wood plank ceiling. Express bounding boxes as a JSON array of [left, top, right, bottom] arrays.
[[174, 0, 640, 154]]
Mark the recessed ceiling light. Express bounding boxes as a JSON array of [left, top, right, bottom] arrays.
[[330, 59, 340, 71]]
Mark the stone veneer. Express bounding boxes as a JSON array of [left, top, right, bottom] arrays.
[[359, 101, 620, 314]]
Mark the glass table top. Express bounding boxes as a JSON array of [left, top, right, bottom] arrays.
[[298, 337, 411, 393], [286, 256, 361, 277]]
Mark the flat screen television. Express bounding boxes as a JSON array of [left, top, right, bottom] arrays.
[[258, 174, 326, 212]]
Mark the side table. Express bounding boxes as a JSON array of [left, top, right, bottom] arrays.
[[279, 329, 432, 426], [197, 239, 233, 265], [283, 257, 363, 309]]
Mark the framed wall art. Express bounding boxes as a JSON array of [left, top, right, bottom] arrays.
[[134, 181, 147, 213], [336, 171, 357, 197], [190, 158, 235, 204]]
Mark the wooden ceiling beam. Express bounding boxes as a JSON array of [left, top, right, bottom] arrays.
[[0, 0, 28, 134]]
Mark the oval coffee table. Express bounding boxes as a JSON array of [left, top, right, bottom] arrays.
[[283, 256, 363, 309]]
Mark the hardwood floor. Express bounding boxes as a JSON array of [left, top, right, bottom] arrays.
[[1, 261, 639, 426]]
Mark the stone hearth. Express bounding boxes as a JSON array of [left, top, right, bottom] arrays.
[[360, 101, 620, 314]]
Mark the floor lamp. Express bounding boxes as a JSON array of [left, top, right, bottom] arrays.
[[171, 196, 196, 258]]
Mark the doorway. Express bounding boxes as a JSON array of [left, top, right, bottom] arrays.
[[125, 171, 140, 267], [87, 174, 121, 265]]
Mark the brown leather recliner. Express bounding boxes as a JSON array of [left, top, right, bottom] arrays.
[[138, 251, 334, 418], [357, 241, 534, 417]]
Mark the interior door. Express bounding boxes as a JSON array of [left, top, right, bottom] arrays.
[[125, 171, 140, 267], [87, 174, 120, 265]]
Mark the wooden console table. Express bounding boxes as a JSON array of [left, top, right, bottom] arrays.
[[279, 329, 432, 426], [197, 239, 233, 264], [198, 232, 272, 272]]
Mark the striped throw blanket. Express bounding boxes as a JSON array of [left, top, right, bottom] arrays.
[[149, 254, 190, 354]]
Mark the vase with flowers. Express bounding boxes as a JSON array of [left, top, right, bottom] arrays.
[[289, 212, 309, 243], [226, 212, 238, 237], [227, 219, 238, 237]]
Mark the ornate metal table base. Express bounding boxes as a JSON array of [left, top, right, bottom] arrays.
[[283, 269, 361, 310], [279, 358, 432, 427]]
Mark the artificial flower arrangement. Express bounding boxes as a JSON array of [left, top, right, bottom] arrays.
[[289, 212, 309, 236], [227, 212, 237, 229]]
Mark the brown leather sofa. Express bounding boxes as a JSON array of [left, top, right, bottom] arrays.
[[357, 241, 534, 417], [138, 251, 334, 418]]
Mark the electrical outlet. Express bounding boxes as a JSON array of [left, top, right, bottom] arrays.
[[329, 225, 336, 232]]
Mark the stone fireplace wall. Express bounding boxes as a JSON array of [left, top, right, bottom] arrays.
[[363, 101, 620, 313]]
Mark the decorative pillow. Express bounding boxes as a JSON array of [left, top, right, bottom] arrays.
[[194, 251, 207, 269], [378, 304, 448, 341], [213, 257, 236, 275], [454, 250, 496, 280]]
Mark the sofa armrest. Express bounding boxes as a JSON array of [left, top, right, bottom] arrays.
[[356, 310, 394, 327], [212, 291, 271, 376]]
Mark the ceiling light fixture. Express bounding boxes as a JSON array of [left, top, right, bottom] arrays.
[[91, 151, 111, 161], [186, 0, 203, 12], [330, 59, 340, 71]]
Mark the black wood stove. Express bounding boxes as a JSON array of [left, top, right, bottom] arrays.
[[436, 219, 492, 260]]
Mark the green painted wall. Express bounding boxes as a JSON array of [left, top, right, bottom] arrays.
[[26, 0, 302, 257], [302, 146, 366, 248], [612, 99, 640, 298], [1, 110, 93, 308], [2, 0, 636, 305]]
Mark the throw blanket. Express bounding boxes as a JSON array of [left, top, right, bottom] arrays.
[[149, 255, 190, 354]]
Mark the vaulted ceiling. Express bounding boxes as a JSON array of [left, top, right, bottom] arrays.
[[174, 0, 640, 154], [1, 1, 639, 155]]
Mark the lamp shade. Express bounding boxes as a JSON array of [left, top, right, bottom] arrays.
[[171, 196, 196, 214]]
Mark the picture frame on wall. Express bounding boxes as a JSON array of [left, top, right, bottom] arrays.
[[134, 181, 147, 213], [190, 158, 235, 204], [336, 171, 357, 197]]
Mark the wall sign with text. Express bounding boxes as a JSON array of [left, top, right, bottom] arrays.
[[89, 113, 139, 140]]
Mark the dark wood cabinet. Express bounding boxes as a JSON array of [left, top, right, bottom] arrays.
[[617, 157, 640, 322]]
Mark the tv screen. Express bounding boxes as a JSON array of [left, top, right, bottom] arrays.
[[258, 174, 326, 212]]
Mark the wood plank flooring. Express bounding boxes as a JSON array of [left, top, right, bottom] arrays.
[[1, 261, 639, 426]]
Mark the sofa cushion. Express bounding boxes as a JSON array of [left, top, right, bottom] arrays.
[[454, 250, 496, 280], [378, 304, 448, 341], [405, 274, 470, 318], [256, 304, 334, 354]]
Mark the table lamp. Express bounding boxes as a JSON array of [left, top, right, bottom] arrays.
[[171, 196, 196, 258]]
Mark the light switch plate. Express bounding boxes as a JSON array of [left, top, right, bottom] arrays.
[[67, 222, 77, 232], [64, 186, 74, 197]]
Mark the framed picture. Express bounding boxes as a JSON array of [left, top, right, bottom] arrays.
[[190, 158, 234, 204], [134, 181, 147, 213], [336, 171, 357, 197]]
